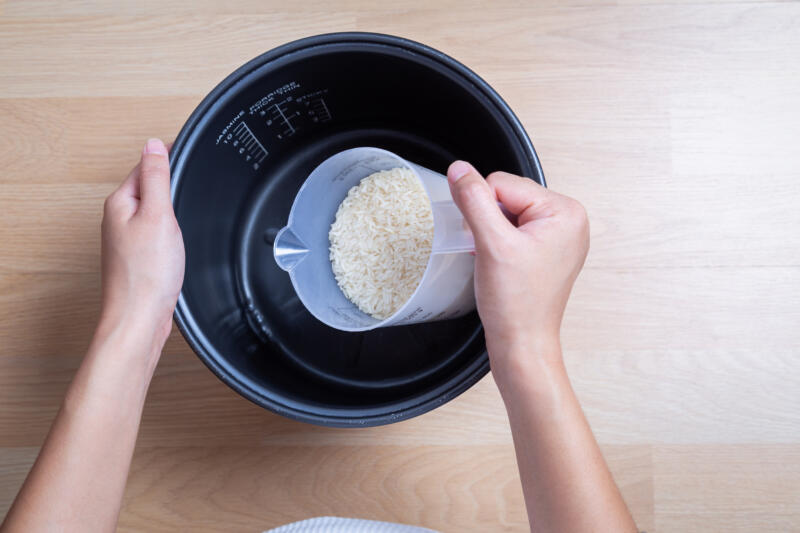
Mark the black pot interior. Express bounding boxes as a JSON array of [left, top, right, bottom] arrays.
[[172, 38, 540, 425]]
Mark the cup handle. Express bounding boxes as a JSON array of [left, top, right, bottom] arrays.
[[430, 201, 476, 254], [430, 201, 515, 255]]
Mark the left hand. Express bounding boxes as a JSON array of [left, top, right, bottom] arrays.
[[100, 138, 185, 344]]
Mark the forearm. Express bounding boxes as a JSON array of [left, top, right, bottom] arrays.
[[2, 315, 163, 533], [492, 338, 636, 533]]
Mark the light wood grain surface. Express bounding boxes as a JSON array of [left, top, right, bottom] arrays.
[[1, 1, 799, 532]]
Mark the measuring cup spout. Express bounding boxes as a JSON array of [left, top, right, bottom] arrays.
[[273, 226, 310, 272]]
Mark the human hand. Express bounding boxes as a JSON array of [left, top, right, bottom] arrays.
[[446, 161, 589, 366], [100, 138, 185, 347]]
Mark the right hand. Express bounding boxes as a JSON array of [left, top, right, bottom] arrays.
[[446, 161, 589, 367]]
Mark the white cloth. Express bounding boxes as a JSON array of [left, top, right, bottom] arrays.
[[264, 516, 438, 533]]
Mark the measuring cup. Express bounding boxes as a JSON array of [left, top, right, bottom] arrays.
[[273, 147, 477, 332]]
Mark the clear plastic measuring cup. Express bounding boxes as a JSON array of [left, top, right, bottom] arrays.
[[273, 147, 476, 332]]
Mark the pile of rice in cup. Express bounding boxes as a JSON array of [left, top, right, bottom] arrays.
[[329, 167, 434, 319]]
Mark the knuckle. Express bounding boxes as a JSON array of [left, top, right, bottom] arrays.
[[145, 208, 175, 227], [457, 179, 487, 206], [103, 193, 120, 214], [141, 206, 165, 223], [139, 165, 166, 183], [566, 199, 590, 231], [486, 170, 515, 184], [491, 236, 515, 257], [141, 155, 169, 176], [480, 234, 517, 263], [561, 196, 581, 215], [569, 198, 587, 217], [485, 171, 503, 186]]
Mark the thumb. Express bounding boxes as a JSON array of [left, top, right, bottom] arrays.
[[447, 160, 512, 246], [138, 138, 172, 213]]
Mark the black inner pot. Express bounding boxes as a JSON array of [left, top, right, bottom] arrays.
[[171, 33, 544, 427]]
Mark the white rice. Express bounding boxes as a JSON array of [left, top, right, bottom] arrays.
[[329, 167, 434, 320]]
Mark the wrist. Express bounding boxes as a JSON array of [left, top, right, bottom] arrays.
[[94, 305, 171, 365], [488, 331, 565, 390], [488, 328, 561, 364], [65, 307, 168, 415]]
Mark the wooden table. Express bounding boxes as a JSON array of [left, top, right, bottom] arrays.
[[1, 1, 799, 531]]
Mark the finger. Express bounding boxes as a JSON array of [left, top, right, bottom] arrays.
[[485, 171, 560, 226], [447, 161, 514, 246], [115, 161, 141, 200], [104, 161, 142, 219], [139, 138, 172, 211]]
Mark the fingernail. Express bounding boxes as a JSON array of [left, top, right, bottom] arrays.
[[143, 138, 167, 156], [448, 161, 472, 183]]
